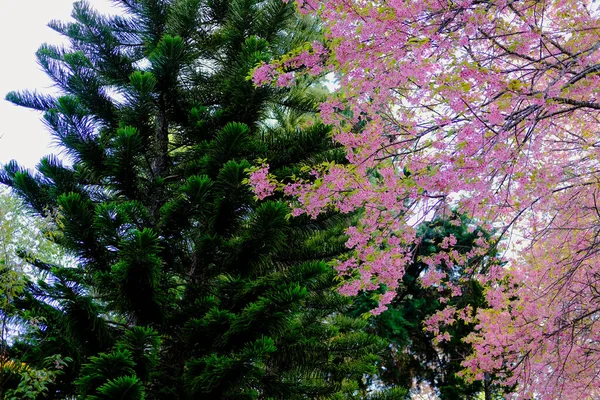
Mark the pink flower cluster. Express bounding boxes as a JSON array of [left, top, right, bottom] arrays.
[[248, 164, 275, 200]]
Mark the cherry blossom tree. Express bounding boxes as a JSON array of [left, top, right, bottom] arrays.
[[253, 0, 600, 398]]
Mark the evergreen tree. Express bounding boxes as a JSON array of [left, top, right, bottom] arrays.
[[2, 1, 405, 398], [351, 212, 504, 399]]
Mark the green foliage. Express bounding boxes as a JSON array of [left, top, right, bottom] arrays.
[[115, 326, 161, 382], [95, 375, 145, 400], [76, 350, 137, 392], [2, 355, 71, 400]]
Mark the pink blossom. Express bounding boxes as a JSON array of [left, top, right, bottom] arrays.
[[248, 164, 275, 200]]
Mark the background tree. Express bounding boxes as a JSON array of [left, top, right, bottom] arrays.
[[1, 1, 405, 399], [0, 188, 70, 399], [351, 212, 505, 399]]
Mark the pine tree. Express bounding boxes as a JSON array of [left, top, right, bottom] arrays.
[[2, 1, 405, 398]]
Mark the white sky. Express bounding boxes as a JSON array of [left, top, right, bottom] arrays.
[[0, 0, 117, 170]]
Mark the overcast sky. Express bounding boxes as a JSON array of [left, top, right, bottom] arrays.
[[0, 0, 116, 170]]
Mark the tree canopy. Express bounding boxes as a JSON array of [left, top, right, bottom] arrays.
[[253, 0, 600, 398]]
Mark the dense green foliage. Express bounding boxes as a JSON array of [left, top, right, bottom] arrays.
[[1, 1, 405, 398]]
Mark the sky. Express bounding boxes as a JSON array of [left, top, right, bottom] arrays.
[[0, 0, 116, 170]]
